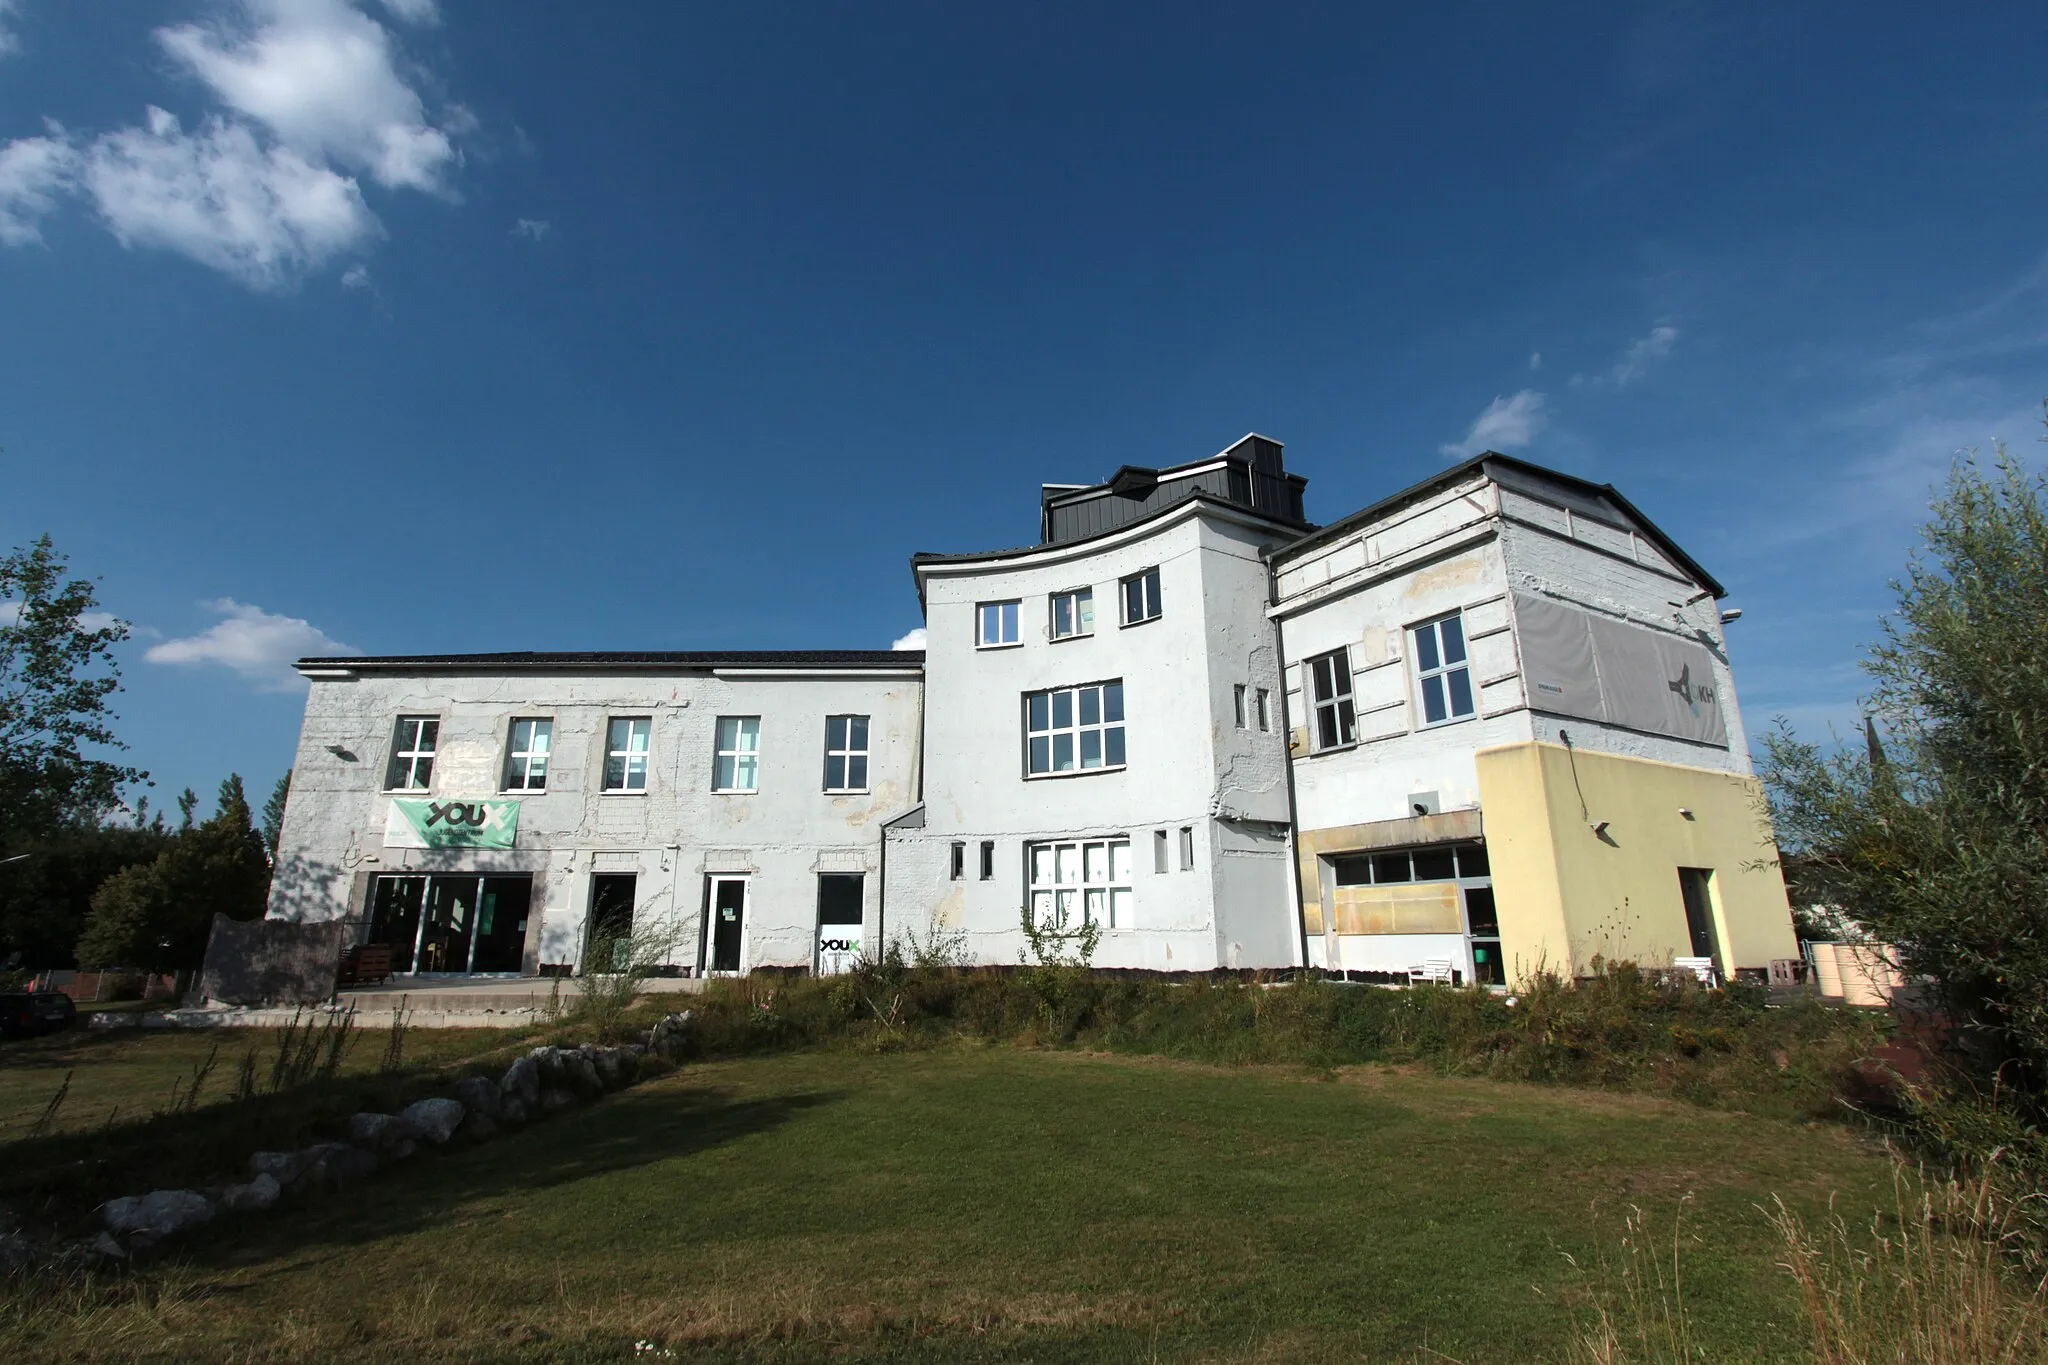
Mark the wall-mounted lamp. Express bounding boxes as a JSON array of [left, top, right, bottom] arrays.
[[1719, 609, 1743, 624], [1590, 820, 1611, 838], [1678, 807, 1695, 820], [325, 744, 357, 761]]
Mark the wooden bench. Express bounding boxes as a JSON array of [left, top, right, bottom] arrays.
[[338, 943, 394, 987]]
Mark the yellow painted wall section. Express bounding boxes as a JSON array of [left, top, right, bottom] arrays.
[[1474, 742, 1798, 979]]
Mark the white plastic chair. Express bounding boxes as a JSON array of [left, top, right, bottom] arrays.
[[1408, 958, 1456, 986], [1672, 956, 1718, 988]]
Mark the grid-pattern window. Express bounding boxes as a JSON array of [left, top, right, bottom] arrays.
[[978, 600, 1020, 648], [1255, 688, 1272, 731], [1308, 649, 1356, 750], [1051, 588, 1094, 640], [1233, 684, 1247, 729], [1413, 612, 1476, 725], [1025, 680, 1126, 775], [386, 716, 438, 791], [603, 717, 651, 792], [1029, 838, 1132, 930], [1121, 568, 1162, 625], [503, 718, 552, 791], [714, 716, 761, 792], [823, 715, 869, 792]]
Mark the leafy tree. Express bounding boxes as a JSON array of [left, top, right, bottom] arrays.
[[1763, 443, 2048, 1092], [261, 770, 291, 863], [0, 535, 144, 836], [0, 820, 173, 969], [75, 775, 272, 972]]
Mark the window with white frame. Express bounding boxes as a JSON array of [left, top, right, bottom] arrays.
[[1029, 838, 1132, 929], [822, 715, 869, 792], [714, 716, 761, 792], [978, 600, 1020, 648], [1121, 567, 1162, 625], [503, 718, 552, 791], [1050, 587, 1094, 640], [1025, 680, 1125, 776], [603, 716, 651, 792], [1308, 649, 1356, 750], [1255, 687, 1272, 731], [385, 716, 438, 791], [1412, 612, 1476, 725]]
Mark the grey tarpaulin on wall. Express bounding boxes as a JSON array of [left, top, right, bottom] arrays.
[[1512, 592, 1726, 747]]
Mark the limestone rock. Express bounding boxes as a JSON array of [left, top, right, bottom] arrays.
[[103, 1189, 214, 1238], [346, 1112, 417, 1149], [539, 1087, 577, 1113], [567, 1054, 604, 1097], [248, 1150, 303, 1185], [501, 1056, 540, 1107], [453, 1074, 502, 1120], [498, 1094, 530, 1127], [650, 1010, 696, 1058], [400, 1097, 465, 1145], [221, 1173, 281, 1213], [457, 1111, 500, 1143]]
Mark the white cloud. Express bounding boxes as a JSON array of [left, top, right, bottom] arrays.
[[890, 627, 927, 651], [0, 0, 21, 57], [340, 262, 370, 288], [145, 598, 361, 691], [0, 0, 463, 288], [156, 0, 459, 195], [83, 107, 378, 290], [0, 130, 81, 245], [1440, 389, 1549, 460], [376, 0, 438, 24], [0, 601, 125, 632], [511, 216, 550, 241], [1581, 324, 1680, 389], [1528, 351, 1542, 371]]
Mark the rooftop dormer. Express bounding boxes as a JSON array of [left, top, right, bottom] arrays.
[[1038, 433, 1311, 546]]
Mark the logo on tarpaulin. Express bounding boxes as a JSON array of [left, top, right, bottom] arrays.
[[384, 797, 520, 849], [1666, 663, 1717, 716]]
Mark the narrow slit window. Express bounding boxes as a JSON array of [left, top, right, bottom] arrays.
[[949, 841, 965, 880], [1153, 829, 1169, 874], [1233, 684, 1247, 729], [1255, 688, 1271, 731], [979, 840, 995, 880], [1179, 826, 1194, 871]]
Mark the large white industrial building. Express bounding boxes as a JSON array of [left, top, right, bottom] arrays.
[[265, 435, 1798, 985]]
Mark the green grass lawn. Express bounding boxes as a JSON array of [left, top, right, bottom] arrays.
[[3, 1043, 1892, 1364]]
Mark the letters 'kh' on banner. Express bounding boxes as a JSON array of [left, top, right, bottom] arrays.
[[383, 797, 520, 849]]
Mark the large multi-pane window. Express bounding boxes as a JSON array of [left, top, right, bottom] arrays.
[[822, 715, 869, 793], [1050, 587, 1094, 640], [714, 716, 761, 792], [603, 717, 652, 792], [1307, 649, 1356, 750], [1028, 838, 1132, 930], [978, 600, 1020, 648], [503, 718, 552, 792], [1413, 612, 1476, 725], [1025, 680, 1125, 776], [1121, 567, 1162, 625], [385, 716, 438, 790]]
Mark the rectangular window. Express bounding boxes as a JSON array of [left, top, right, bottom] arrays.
[[713, 716, 761, 792], [1028, 838, 1133, 930], [1308, 650, 1356, 750], [1121, 567, 1162, 625], [386, 716, 438, 791], [1050, 588, 1094, 640], [979, 839, 995, 880], [978, 600, 1020, 648], [1233, 684, 1247, 729], [503, 718, 552, 792], [822, 715, 869, 792], [603, 717, 652, 792], [1413, 612, 1476, 726], [1179, 826, 1195, 871], [1025, 680, 1126, 776], [949, 841, 965, 880], [1153, 829, 1169, 874], [1255, 687, 1272, 731]]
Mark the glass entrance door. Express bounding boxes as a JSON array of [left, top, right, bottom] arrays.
[[708, 876, 747, 974], [417, 877, 477, 973]]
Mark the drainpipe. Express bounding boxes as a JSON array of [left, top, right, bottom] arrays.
[[1267, 565, 1314, 976]]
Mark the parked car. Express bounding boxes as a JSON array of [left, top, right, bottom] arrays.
[[0, 993, 42, 1039], [28, 991, 77, 1034]]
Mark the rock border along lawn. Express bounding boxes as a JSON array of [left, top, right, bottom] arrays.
[[0, 1012, 698, 1274]]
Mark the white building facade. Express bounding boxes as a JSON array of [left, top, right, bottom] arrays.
[[264, 436, 1797, 984]]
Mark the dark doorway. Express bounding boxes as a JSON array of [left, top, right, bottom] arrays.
[[1677, 867, 1721, 965], [816, 873, 864, 974], [587, 874, 636, 974], [368, 876, 425, 971], [472, 876, 532, 973], [416, 877, 476, 972], [710, 877, 747, 972], [1464, 886, 1504, 987]]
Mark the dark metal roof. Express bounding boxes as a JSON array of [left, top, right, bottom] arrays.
[[1269, 451, 1727, 599], [297, 650, 923, 673]]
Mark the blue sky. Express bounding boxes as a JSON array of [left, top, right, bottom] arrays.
[[2, 0, 2044, 811]]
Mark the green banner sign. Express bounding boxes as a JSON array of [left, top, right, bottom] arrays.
[[383, 797, 520, 849]]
